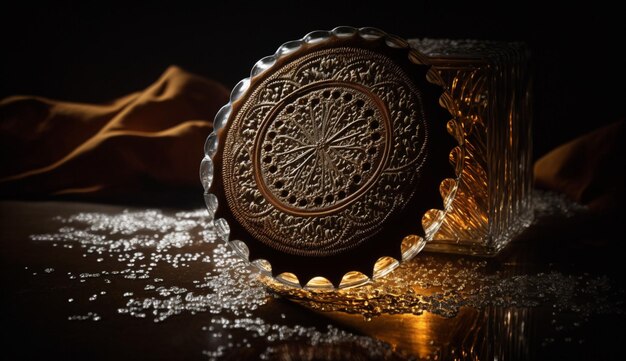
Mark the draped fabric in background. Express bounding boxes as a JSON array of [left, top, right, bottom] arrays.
[[1, 66, 623, 212], [535, 120, 624, 214], [0, 66, 228, 205]]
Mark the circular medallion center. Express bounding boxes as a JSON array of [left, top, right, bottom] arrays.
[[254, 82, 391, 215]]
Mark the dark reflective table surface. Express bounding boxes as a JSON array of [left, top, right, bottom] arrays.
[[1, 199, 624, 360]]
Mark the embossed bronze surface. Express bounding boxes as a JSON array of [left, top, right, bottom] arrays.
[[206, 28, 455, 287]]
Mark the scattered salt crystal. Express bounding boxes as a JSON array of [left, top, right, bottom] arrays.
[[26, 192, 624, 360], [68, 312, 101, 321]]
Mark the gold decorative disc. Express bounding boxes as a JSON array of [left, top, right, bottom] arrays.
[[202, 27, 456, 288]]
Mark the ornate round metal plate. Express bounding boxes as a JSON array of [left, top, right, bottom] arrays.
[[223, 47, 428, 256], [202, 27, 455, 288]]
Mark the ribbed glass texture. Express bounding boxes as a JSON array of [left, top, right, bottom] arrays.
[[411, 39, 533, 255]]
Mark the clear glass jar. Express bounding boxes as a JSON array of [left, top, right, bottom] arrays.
[[411, 39, 534, 255]]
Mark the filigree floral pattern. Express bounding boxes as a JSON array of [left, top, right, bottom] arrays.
[[259, 85, 387, 213], [222, 48, 428, 256]]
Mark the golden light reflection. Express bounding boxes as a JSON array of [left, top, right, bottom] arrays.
[[262, 254, 490, 319], [315, 311, 451, 359]]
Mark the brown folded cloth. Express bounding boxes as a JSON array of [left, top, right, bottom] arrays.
[[534, 120, 624, 214], [0, 66, 229, 205]]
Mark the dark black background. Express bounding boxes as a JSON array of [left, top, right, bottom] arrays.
[[1, 1, 624, 158]]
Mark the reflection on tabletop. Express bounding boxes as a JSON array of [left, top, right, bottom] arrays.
[[1, 190, 624, 360]]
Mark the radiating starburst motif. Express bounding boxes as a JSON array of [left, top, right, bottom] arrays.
[[260, 86, 387, 211]]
